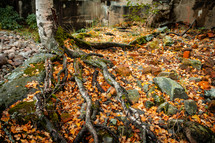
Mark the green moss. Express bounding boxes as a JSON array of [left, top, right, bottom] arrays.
[[125, 102, 130, 108], [9, 101, 35, 114], [92, 103, 99, 110], [75, 33, 92, 39], [61, 112, 70, 119], [46, 101, 54, 110], [50, 55, 61, 62], [55, 26, 69, 46], [70, 39, 75, 43], [129, 36, 147, 45], [74, 37, 91, 48], [51, 94, 57, 99], [153, 94, 165, 105], [46, 100, 59, 124], [8, 101, 37, 124], [50, 112, 59, 122], [24, 63, 44, 76]]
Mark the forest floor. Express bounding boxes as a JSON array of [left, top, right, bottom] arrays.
[[0, 25, 215, 143]]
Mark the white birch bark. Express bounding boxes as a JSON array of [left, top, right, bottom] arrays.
[[36, 0, 59, 53]]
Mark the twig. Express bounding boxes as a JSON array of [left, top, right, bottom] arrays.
[[180, 19, 196, 36]]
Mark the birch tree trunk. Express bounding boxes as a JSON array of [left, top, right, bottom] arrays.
[[36, 0, 60, 54]]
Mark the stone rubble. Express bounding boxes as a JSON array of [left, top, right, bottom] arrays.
[[0, 31, 43, 81]]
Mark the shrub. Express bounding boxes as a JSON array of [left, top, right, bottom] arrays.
[[26, 14, 37, 30], [0, 6, 22, 30]]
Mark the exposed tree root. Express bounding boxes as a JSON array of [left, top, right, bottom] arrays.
[[92, 70, 105, 93], [67, 35, 132, 50], [95, 124, 120, 143], [74, 59, 99, 143], [73, 126, 87, 143], [61, 44, 159, 142], [33, 58, 67, 143], [167, 19, 196, 36], [34, 94, 67, 143], [86, 59, 159, 143], [44, 59, 53, 94], [90, 42, 132, 50], [52, 55, 68, 94], [91, 100, 100, 121]]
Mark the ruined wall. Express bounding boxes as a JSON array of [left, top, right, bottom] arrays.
[[54, 0, 107, 30], [1, 0, 214, 29], [108, 0, 153, 26], [172, 0, 215, 28]]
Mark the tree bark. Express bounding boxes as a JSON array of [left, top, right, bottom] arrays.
[[36, 0, 60, 54]]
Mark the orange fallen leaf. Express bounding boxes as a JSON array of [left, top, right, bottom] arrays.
[[183, 51, 190, 58], [192, 115, 201, 123], [198, 81, 211, 90], [207, 32, 214, 38], [192, 44, 198, 49], [22, 126, 28, 132]]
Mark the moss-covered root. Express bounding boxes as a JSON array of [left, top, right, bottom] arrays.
[[74, 60, 98, 143], [85, 59, 159, 143], [34, 94, 67, 143]]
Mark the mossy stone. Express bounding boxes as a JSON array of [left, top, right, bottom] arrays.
[[184, 99, 197, 115], [129, 36, 147, 45], [0, 53, 55, 113], [9, 101, 35, 114], [24, 63, 44, 76], [9, 101, 37, 124], [152, 94, 165, 106], [74, 33, 92, 39], [0, 73, 45, 113], [127, 89, 140, 104], [145, 100, 155, 109], [167, 104, 178, 115], [184, 121, 215, 143]]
